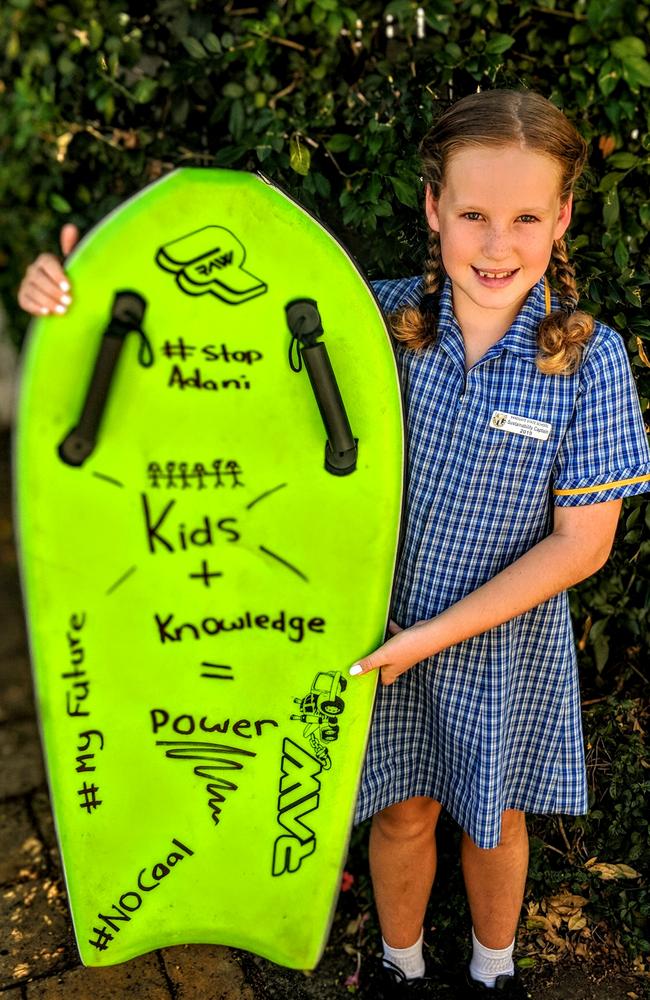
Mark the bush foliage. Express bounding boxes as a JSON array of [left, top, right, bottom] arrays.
[[1, 0, 649, 970]]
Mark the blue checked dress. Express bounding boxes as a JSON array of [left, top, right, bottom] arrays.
[[355, 275, 650, 848]]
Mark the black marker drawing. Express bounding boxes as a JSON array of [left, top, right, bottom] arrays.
[[272, 737, 323, 877], [258, 546, 309, 582], [156, 226, 268, 305], [88, 838, 194, 953], [161, 337, 196, 360], [147, 460, 244, 490], [141, 479, 310, 583], [189, 560, 224, 587], [161, 339, 263, 366], [246, 483, 287, 510], [272, 672, 347, 877], [106, 565, 137, 596], [156, 739, 257, 827], [290, 671, 347, 771], [78, 780, 102, 813], [200, 662, 234, 681], [167, 367, 252, 393], [92, 471, 125, 488]]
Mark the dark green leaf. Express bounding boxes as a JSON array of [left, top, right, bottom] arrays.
[[603, 188, 620, 227], [390, 176, 418, 208], [606, 153, 641, 169], [622, 56, 650, 89], [223, 82, 245, 99], [610, 37, 647, 61], [181, 37, 207, 59], [327, 134, 353, 153], [50, 193, 71, 213], [134, 78, 157, 103], [203, 33, 222, 54], [485, 33, 515, 55]]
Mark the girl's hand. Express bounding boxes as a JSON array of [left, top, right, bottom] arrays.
[[17, 224, 79, 317], [350, 619, 434, 686]]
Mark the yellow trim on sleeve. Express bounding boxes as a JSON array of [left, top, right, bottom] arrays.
[[554, 473, 650, 496]]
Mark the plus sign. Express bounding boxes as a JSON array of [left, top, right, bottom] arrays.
[[189, 560, 224, 587]]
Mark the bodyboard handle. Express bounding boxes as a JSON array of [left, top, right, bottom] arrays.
[[285, 298, 358, 476], [58, 291, 149, 466]]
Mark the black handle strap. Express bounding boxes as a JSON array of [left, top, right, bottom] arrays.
[[285, 298, 358, 476], [58, 291, 149, 467]]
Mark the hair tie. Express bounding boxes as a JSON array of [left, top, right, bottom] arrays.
[[419, 292, 437, 315], [560, 297, 578, 316]]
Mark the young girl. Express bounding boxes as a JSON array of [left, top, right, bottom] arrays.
[[344, 89, 650, 998], [17, 89, 650, 999]]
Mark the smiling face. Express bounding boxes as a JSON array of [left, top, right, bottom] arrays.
[[425, 143, 572, 334]]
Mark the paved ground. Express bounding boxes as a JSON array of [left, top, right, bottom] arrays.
[[1, 428, 646, 1000]]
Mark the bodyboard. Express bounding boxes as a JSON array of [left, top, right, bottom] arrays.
[[14, 168, 404, 969]]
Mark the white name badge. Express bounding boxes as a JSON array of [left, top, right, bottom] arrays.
[[490, 410, 551, 441]]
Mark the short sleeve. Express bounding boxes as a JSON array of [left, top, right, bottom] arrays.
[[552, 325, 650, 506], [371, 276, 423, 313]]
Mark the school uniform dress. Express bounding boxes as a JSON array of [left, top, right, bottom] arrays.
[[355, 274, 650, 849]]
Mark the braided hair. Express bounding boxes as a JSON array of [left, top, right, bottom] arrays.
[[390, 90, 594, 374]]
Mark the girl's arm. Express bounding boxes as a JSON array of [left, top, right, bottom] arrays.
[[351, 498, 622, 685]]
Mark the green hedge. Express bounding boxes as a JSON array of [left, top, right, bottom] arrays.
[[1, 0, 649, 968]]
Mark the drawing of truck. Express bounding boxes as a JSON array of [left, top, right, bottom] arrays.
[[290, 671, 347, 769]]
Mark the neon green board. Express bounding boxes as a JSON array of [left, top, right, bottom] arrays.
[[14, 168, 404, 969]]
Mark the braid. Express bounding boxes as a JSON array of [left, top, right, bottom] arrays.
[[389, 229, 444, 350], [549, 236, 579, 312], [536, 238, 594, 375]]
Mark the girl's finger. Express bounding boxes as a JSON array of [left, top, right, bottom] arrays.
[[349, 654, 383, 677], [19, 285, 69, 316], [60, 223, 80, 258], [31, 254, 71, 294], [387, 619, 404, 635]]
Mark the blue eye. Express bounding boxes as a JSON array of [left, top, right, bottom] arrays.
[[518, 215, 538, 224], [462, 212, 482, 221]]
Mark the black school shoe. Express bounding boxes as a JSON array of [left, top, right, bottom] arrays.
[[374, 958, 435, 998], [461, 967, 532, 998]]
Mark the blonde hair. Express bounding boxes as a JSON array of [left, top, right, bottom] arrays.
[[391, 90, 594, 375]]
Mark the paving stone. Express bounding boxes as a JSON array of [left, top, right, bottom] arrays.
[[0, 878, 70, 988], [30, 790, 63, 876], [161, 943, 256, 1000], [0, 800, 45, 885], [0, 720, 45, 798], [0, 592, 27, 662], [0, 650, 36, 724], [24, 952, 172, 1000]]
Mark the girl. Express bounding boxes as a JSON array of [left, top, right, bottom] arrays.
[[345, 89, 650, 998], [17, 89, 650, 999]]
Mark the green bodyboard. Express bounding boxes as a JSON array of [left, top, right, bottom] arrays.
[[14, 168, 404, 969]]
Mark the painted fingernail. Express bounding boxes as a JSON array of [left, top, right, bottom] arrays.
[[349, 664, 363, 676], [40, 307, 49, 315], [54, 304, 66, 314], [60, 294, 72, 306], [60, 280, 70, 292]]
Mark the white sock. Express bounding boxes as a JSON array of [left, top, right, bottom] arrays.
[[382, 928, 425, 980], [469, 928, 515, 987]]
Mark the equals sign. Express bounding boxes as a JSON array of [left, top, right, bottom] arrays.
[[201, 662, 234, 681]]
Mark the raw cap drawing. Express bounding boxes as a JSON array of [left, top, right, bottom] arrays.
[[156, 225, 268, 304]]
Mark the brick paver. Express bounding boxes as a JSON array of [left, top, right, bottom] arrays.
[[0, 799, 46, 885], [24, 953, 172, 999], [161, 945, 255, 999], [0, 878, 70, 987], [0, 720, 45, 798]]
